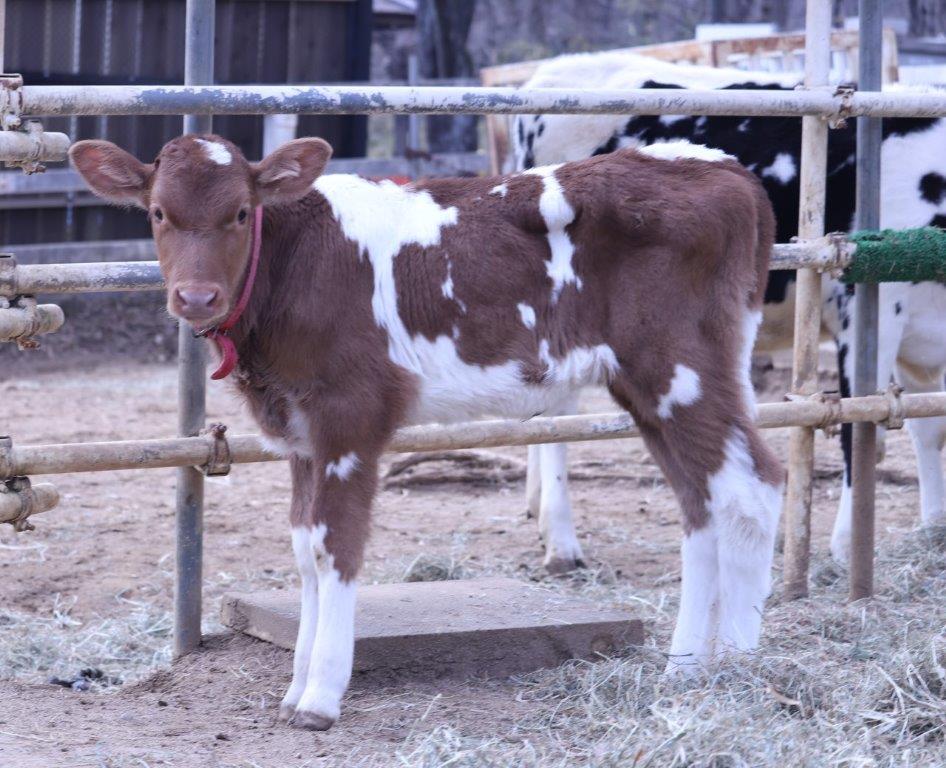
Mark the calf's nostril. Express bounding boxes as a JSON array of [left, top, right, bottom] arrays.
[[176, 287, 219, 311]]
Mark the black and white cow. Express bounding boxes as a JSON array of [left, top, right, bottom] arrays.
[[513, 52, 946, 568]]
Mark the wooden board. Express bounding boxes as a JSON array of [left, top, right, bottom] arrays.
[[222, 577, 643, 679]]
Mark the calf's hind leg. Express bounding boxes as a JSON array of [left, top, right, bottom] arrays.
[[611, 364, 783, 669]]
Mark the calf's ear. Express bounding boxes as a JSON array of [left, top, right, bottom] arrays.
[[69, 140, 153, 208], [253, 137, 332, 204]]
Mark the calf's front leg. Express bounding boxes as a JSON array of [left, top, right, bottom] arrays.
[[283, 446, 376, 731]]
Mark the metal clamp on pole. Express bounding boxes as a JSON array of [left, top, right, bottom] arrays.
[[0, 476, 60, 531], [881, 383, 906, 430], [830, 84, 856, 129], [0, 73, 24, 129], [200, 423, 231, 477], [0, 295, 65, 348], [0, 74, 70, 173]]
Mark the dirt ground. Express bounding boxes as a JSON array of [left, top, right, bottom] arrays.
[[0, 352, 939, 767]]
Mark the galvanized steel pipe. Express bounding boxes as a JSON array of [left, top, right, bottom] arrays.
[[14, 84, 946, 119]]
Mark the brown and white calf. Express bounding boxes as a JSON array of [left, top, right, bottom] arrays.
[[70, 133, 784, 729]]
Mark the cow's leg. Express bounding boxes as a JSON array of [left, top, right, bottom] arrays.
[[280, 456, 318, 721], [639, 417, 782, 670], [899, 362, 946, 528], [290, 442, 378, 731], [535, 394, 584, 573], [831, 287, 907, 564], [610, 303, 782, 670], [525, 445, 541, 519]]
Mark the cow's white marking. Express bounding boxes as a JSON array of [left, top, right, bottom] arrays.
[[523, 164, 582, 299], [315, 174, 459, 369], [660, 114, 688, 126], [489, 183, 508, 197], [441, 263, 455, 299], [295, 566, 357, 723], [739, 310, 763, 416], [639, 141, 731, 164], [707, 430, 781, 654], [536, 394, 584, 569], [281, 525, 324, 713], [196, 138, 232, 165], [761, 152, 796, 184], [656, 363, 701, 419], [325, 452, 359, 481], [667, 525, 719, 669], [259, 400, 313, 458], [517, 302, 537, 329]]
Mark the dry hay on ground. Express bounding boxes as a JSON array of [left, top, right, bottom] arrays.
[[3, 529, 946, 767]]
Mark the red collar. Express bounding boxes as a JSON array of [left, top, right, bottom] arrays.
[[201, 205, 263, 380]]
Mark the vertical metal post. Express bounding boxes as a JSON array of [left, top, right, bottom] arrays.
[[0, 0, 6, 72], [783, 0, 831, 600], [174, 0, 214, 658], [850, 0, 882, 601]]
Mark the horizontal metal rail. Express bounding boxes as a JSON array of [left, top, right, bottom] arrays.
[[1, 236, 851, 297], [4, 392, 945, 480], [15, 84, 946, 119]]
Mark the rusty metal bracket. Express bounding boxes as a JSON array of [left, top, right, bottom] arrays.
[[3, 476, 35, 532], [826, 232, 856, 277], [785, 390, 843, 438], [830, 84, 856, 129], [0, 254, 14, 296], [0, 435, 13, 480], [881, 383, 906, 430], [201, 423, 232, 476], [0, 74, 24, 131], [0, 295, 66, 349]]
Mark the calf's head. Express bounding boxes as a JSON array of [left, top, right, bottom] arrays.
[[70, 134, 331, 329]]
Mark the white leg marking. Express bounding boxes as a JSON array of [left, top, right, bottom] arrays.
[[538, 441, 584, 571], [908, 414, 946, 527], [281, 527, 320, 717], [295, 526, 357, 725], [656, 363, 701, 420], [526, 445, 542, 519], [667, 525, 719, 671], [325, 452, 359, 481], [669, 428, 784, 670], [708, 431, 782, 656], [831, 480, 853, 566]]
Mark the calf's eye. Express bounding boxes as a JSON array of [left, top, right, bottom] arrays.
[[237, 209, 248, 224], [153, 208, 164, 223]]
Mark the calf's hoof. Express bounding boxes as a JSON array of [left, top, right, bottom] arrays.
[[290, 709, 336, 731], [278, 703, 295, 723], [544, 555, 586, 575]]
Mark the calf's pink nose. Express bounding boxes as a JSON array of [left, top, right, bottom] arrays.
[[175, 287, 219, 313]]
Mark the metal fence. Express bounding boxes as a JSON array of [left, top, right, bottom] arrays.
[[1, 0, 943, 654]]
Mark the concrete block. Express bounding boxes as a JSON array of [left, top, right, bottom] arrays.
[[222, 577, 643, 678]]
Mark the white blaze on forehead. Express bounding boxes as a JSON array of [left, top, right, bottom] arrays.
[[523, 164, 582, 301], [196, 138, 232, 165], [314, 174, 459, 370], [517, 302, 537, 329], [656, 363, 701, 419], [325, 452, 359, 481], [489, 183, 508, 197], [761, 152, 797, 184], [639, 140, 732, 164]]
